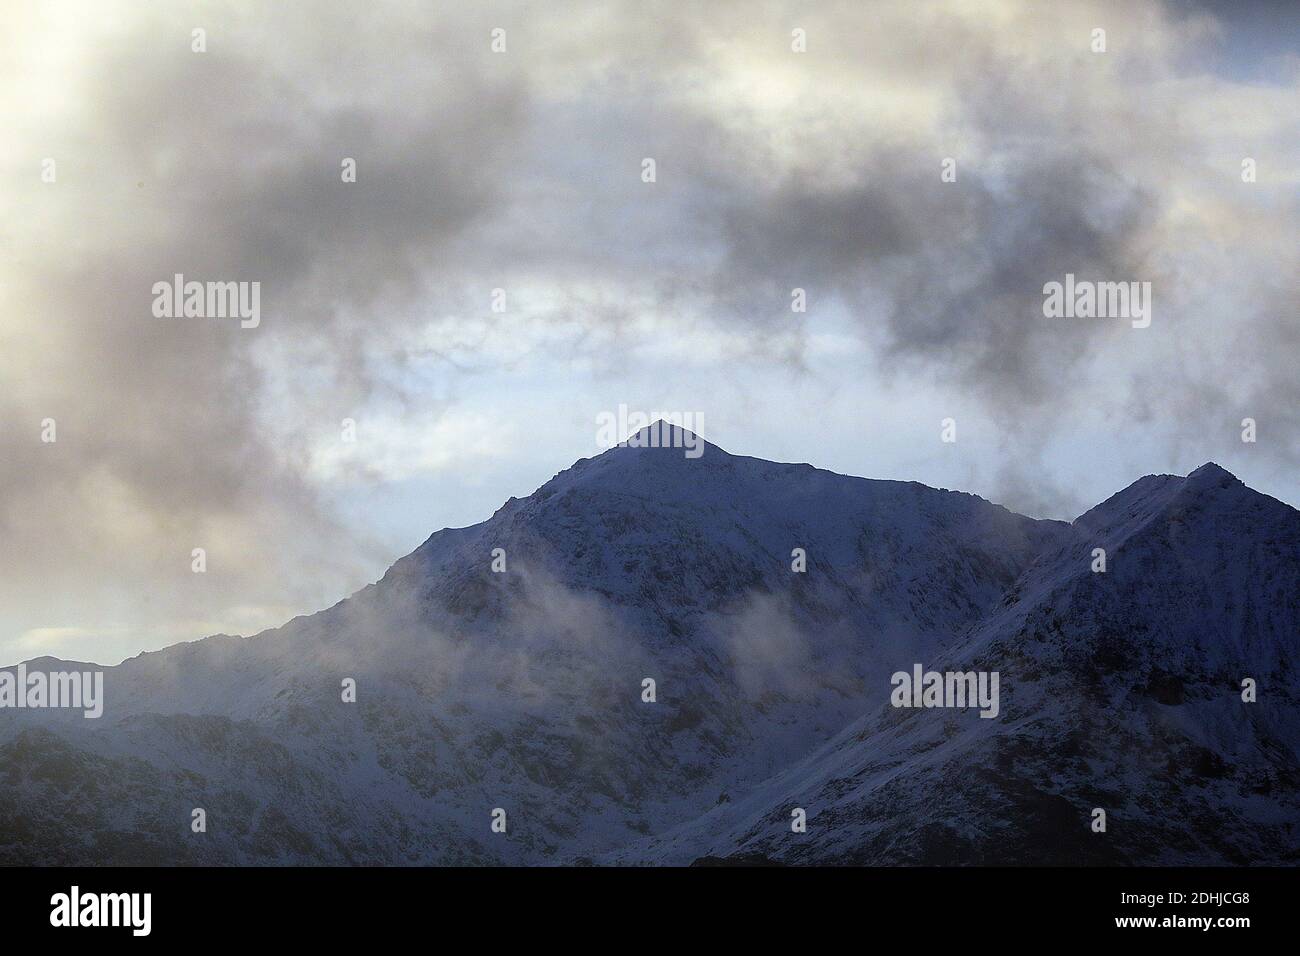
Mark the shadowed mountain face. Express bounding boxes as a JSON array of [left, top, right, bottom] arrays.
[[1, 429, 1295, 865], [617, 462, 1300, 865]]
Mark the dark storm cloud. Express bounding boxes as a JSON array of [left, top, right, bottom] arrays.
[[701, 144, 1159, 404], [0, 2, 535, 656], [2, 0, 1296, 660], [638, 0, 1297, 506]]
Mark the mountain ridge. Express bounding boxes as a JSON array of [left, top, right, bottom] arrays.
[[1, 433, 1295, 865]]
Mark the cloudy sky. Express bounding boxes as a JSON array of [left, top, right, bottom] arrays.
[[2, 0, 1296, 665]]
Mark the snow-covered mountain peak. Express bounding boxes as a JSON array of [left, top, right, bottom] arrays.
[[1187, 461, 1235, 482], [594, 420, 721, 468], [1072, 461, 1260, 542], [626, 420, 711, 449], [2, 443, 1295, 867]]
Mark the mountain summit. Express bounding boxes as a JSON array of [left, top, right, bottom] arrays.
[[1, 443, 1295, 865]]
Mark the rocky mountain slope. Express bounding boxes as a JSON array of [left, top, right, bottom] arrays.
[[1, 430, 1295, 865], [615, 464, 1300, 864]]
